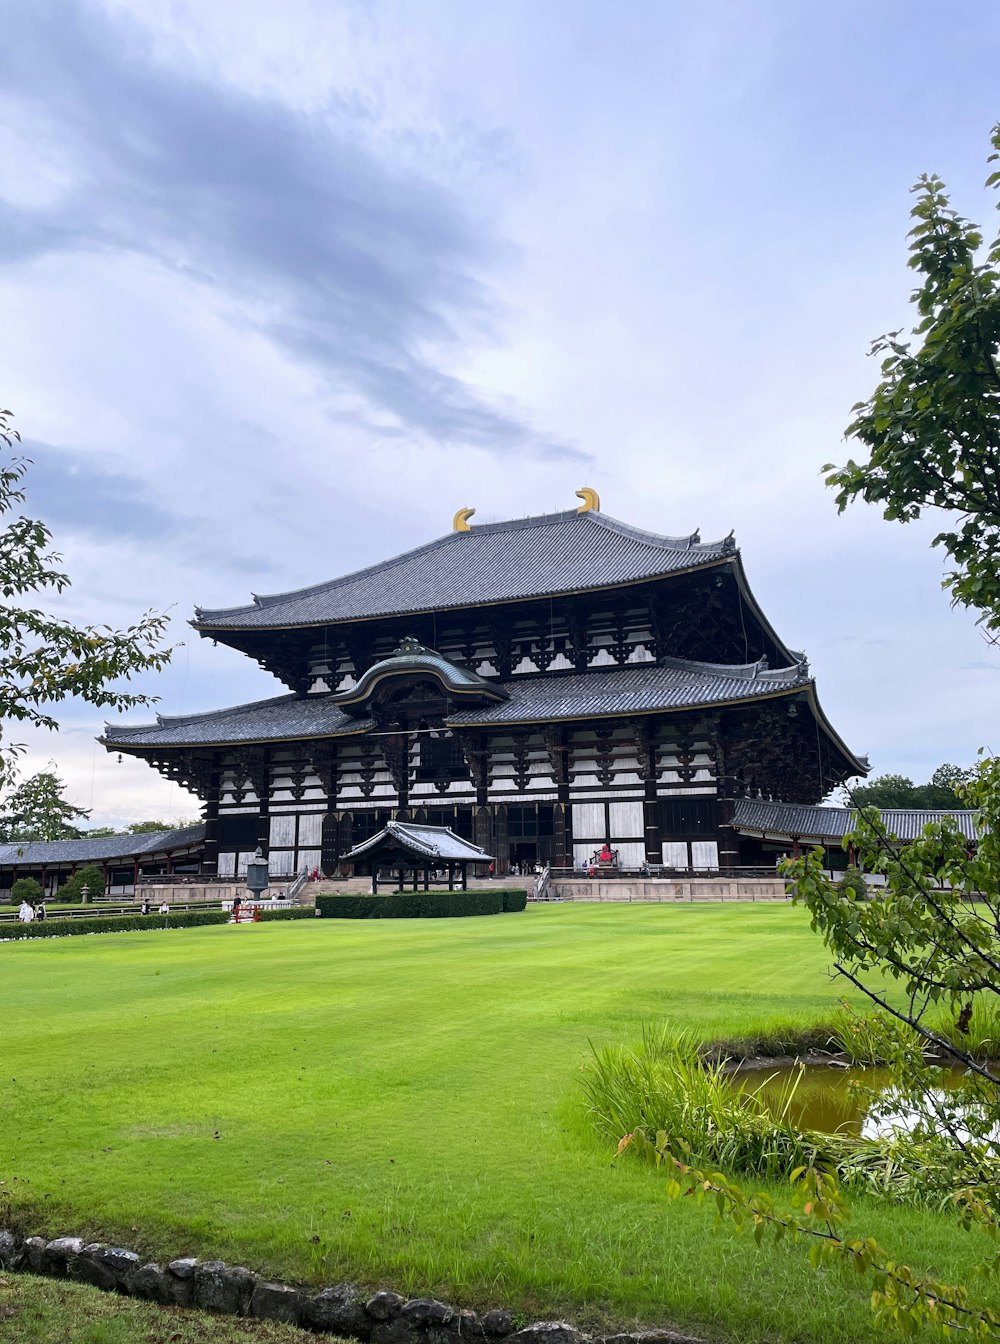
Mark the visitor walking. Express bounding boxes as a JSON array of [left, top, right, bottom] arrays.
[[36, 900, 46, 922], [158, 900, 170, 915], [17, 898, 34, 923], [232, 894, 242, 923]]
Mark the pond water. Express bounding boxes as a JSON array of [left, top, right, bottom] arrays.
[[731, 1062, 971, 1137]]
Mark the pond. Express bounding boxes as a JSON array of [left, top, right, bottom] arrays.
[[731, 1061, 974, 1137]]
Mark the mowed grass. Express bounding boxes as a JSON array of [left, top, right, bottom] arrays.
[[1, 904, 995, 1344]]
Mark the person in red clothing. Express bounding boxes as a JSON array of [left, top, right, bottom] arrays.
[[598, 843, 613, 864]]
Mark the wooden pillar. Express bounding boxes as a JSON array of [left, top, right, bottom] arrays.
[[494, 804, 510, 876], [461, 863, 467, 890], [253, 753, 271, 858], [545, 727, 571, 867], [447, 863, 454, 891], [712, 719, 740, 870], [473, 804, 492, 856], [202, 763, 221, 877], [423, 865, 429, 892]]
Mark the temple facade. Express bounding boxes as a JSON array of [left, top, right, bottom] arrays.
[[102, 496, 866, 877]]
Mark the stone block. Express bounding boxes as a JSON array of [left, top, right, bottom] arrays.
[[192, 1260, 257, 1315], [510, 1324, 585, 1344], [167, 1256, 198, 1278], [22, 1237, 46, 1272], [252, 1280, 304, 1325], [133, 1262, 194, 1307], [304, 1282, 370, 1337], [43, 1236, 84, 1277], [73, 1245, 118, 1291], [94, 1246, 140, 1292], [366, 1290, 406, 1321], [0, 1231, 19, 1269], [481, 1311, 514, 1337], [402, 1298, 455, 1327]]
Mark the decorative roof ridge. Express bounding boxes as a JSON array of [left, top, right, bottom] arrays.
[[584, 511, 733, 554], [192, 509, 734, 626], [656, 654, 807, 683]]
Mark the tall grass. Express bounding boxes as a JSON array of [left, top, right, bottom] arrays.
[[581, 1027, 946, 1202]]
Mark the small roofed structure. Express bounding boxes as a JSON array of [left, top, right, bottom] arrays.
[[342, 821, 493, 893]]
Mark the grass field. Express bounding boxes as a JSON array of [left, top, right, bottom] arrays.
[[1, 903, 995, 1344]]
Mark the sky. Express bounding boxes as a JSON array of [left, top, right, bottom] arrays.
[[1, 0, 998, 828]]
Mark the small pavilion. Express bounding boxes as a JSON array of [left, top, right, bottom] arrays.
[[342, 821, 493, 893]]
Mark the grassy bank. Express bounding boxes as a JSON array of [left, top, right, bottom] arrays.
[[0, 1274, 322, 1343], [1, 904, 994, 1343]]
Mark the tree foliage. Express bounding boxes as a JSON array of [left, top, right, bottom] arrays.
[[826, 123, 1000, 632], [0, 769, 90, 842], [10, 876, 42, 905], [0, 407, 171, 786], [849, 763, 974, 809], [57, 863, 106, 903]]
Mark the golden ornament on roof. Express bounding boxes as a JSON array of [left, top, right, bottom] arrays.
[[575, 487, 600, 513], [453, 507, 476, 532]]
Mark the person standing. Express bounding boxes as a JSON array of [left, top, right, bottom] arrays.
[[17, 898, 33, 923]]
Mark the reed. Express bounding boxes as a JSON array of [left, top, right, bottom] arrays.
[[581, 1027, 942, 1202]]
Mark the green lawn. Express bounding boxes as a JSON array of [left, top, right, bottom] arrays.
[[0, 904, 994, 1343]]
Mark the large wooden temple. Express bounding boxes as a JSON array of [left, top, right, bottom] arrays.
[[102, 493, 867, 878]]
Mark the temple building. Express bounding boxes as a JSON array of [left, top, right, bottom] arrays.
[[102, 493, 867, 878]]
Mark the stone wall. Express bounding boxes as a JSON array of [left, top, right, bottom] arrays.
[[0, 1230, 701, 1343], [550, 878, 787, 902]]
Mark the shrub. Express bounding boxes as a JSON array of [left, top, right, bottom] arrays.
[[835, 865, 868, 902], [316, 890, 518, 919], [256, 906, 316, 922], [57, 863, 106, 902], [500, 888, 528, 912], [11, 877, 43, 906], [0, 909, 231, 939]]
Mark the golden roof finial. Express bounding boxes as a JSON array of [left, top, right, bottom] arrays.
[[453, 507, 476, 532], [575, 486, 600, 513]]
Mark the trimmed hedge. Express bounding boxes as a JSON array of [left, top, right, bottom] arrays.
[[316, 889, 528, 919], [0, 909, 232, 940], [257, 906, 316, 922]]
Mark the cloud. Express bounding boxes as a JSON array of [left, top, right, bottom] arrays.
[[0, 2, 581, 459], [22, 439, 178, 541]]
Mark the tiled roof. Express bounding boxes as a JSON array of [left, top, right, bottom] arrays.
[[343, 821, 492, 863], [193, 510, 735, 630], [731, 798, 980, 843], [0, 825, 206, 867], [446, 656, 810, 726], [104, 695, 372, 748], [104, 657, 811, 749]]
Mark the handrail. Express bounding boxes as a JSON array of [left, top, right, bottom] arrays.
[[285, 870, 310, 905], [532, 863, 552, 901]]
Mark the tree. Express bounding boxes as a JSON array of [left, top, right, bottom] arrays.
[[10, 876, 42, 906], [0, 769, 90, 842], [826, 123, 1000, 634], [0, 407, 171, 786], [57, 863, 105, 903], [848, 762, 973, 809], [634, 128, 1000, 1339]]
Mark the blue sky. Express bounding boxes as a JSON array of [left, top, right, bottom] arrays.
[[1, 0, 998, 825]]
